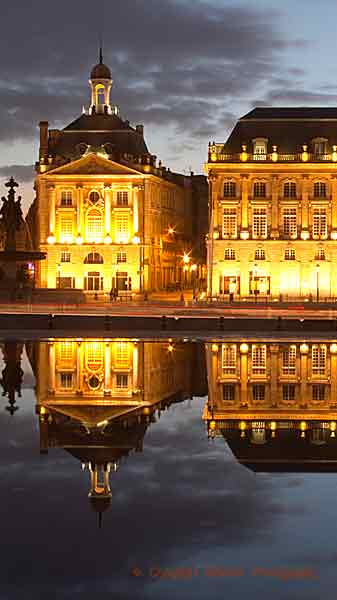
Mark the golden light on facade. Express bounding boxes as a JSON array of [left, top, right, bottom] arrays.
[[301, 145, 309, 162], [240, 144, 248, 162], [168, 344, 174, 353], [300, 230, 309, 240], [330, 344, 337, 354], [132, 234, 141, 245], [211, 344, 218, 353], [47, 233, 56, 244], [331, 231, 337, 240], [104, 233, 112, 245], [271, 145, 278, 162], [330, 421, 336, 431], [300, 421, 307, 431], [240, 230, 249, 240], [76, 233, 84, 245], [191, 263, 197, 272], [168, 226, 175, 235], [333, 145, 337, 162], [300, 343, 309, 354], [210, 152, 217, 162], [183, 253, 191, 264], [209, 420, 216, 430], [240, 343, 249, 354], [239, 420, 247, 431], [269, 421, 277, 431]]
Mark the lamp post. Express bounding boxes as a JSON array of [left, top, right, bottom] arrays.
[[316, 263, 320, 303]]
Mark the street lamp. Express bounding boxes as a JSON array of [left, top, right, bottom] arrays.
[[316, 263, 320, 303]]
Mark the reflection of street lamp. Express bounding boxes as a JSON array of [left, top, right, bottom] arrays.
[[316, 263, 320, 303]]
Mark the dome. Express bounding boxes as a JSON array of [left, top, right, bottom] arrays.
[[90, 62, 111, 80]]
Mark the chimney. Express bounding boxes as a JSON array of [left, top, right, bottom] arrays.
[[39, 121, 49, 159], [136, 124, 144, 136]]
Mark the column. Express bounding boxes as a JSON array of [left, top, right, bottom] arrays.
[[48, 342, 55, 392], [133, 186, 139, 233], [300, 343, 309, 406], [76, 342, 82, 393], [331, 176, 337, 232], [133, 343, 139, 390], [301, 176, 309, 232], [76, 185, 83, 234], [104, 343, 111, 394], [240, 175, 249, 235], [240, 343, 249, 406], [48, 185, 56, 234], [271, 176, 279, 238], [104, 186, 111, 234], [270, 345, 279, 405]]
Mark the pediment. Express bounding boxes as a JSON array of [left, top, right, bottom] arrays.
[[45, 153, 142, 177]]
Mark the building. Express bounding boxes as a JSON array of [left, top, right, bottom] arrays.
[[206, 108, 337, 300], [203, 338, 337, 471], [32, 52, 206, 296]]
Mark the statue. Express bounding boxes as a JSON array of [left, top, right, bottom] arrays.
[[0, 177, 23, 251]]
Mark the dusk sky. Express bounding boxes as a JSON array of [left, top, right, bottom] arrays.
[[1, 0, 337, 211]]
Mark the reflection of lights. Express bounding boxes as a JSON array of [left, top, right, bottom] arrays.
[[239, 421, 246, 431], [301, 230, 309, 240], [300, 421, 307, 432], [168, 227, 175, 235], [240, 343, 249, 354], [270, 421, 277, 431], [183, 253, 190, 264], [47, 233, 56, 244], [76, 233, 84, 245], [104, 233, 112, 245], [191, 263, 197, 272], [300, 343, 309, 354], [330, 344, 337, 354], [211, 344, 218, 353], [240, 231, 249, 240], [209, 420, 216, 430], [132, 234, 140, 245], [168, 344, 174, 353]]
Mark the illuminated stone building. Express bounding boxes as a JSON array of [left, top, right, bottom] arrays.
[[204, 339, 337, 469], [30, 338, 206, 514], [206, 108, 337, 300], [32, 52, 205, 296]]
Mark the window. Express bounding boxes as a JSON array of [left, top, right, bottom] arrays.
[[61, 251, 71, 263], [284, 248, 296, 260], [116, 373, 129, 389], [222, 344, 237, 374], [224, 248, 236, 260], [312, 384, 325, 402], [282, 345, 296, 375], [116, 191, 129, 206], [223, 181, 236, 197], [253, 208, 267, 238], [59, 341, 73, 363], [252, 345, 266, 375], [253, 139, 267, 158], [223, 384, 235, 402], [61, 190, 73, 206], [60, 372, 73, 389], [84, 253, 103, 264], [252, 384, 265, 402], [315, 248, 326, 260], [87, 342, 103, 371], [57, 276, 75, 289], [84, 272, 103, 291], [249, 273, 270, 295], [253, 182, 266, 197], [313, 140, 327, 156], [115, 342, 130, 368], [87, 208, 103, 242], [117, 251, 127, 264], [115, 213, 130, 244], [312, 345, 326, 375], [314, 182, 326, 198], [254, 249, 265, 260], [283, 208, 297, 238], [60, 217, 73, 242], [312, 208, 327, 239], [284, 182, 296, 198], [283, 384, 296, 402], [89, 191, 100, 203], [222, 208, 237, 238]]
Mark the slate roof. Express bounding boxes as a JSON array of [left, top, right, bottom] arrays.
[[224, 106, 337, 154], [48, 113, 148, 162]]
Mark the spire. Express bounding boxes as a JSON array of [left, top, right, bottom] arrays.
[[99, 46, 103, 65]]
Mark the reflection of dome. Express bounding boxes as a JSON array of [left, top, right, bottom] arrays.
[[90, 62, 111, 80]]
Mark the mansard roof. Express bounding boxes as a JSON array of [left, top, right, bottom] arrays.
[[47, 113, 148, 162], [224, 106, 337, 154]]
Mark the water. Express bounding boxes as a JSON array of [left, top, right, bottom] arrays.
[[0, 337, 335, 599]]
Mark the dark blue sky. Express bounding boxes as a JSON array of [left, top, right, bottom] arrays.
[[0, 0, 336, 210]]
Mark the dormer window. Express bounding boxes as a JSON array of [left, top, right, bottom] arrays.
[[312, 138, 328, 156], [253, 138, 268, 159]]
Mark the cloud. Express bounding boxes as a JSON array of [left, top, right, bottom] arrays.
[[0, 0, 308, 171], [0, 164, 34, 183]]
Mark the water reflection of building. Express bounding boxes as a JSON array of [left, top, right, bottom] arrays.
[[0, 342, 24, 415], [29, 339, 206, 521], [204, 340, 337, 472]]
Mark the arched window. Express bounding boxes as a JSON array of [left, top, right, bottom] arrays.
[[86, 341, 103, 371], [254, 248, 265, 260], [283, 182, 296, 198], [314, 181, 326, 198], [253, 181, 266, 197], [223, 181, 236, 197], [84, 252, 104, 264], [87, 208, 103, 242]]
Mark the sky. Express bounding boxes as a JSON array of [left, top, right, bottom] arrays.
[[1, 0, 337, 212]]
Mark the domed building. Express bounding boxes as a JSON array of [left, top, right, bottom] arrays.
[[32, 52, 207, 297]]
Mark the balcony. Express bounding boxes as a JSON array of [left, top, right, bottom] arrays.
[[208, 145, 337, 164]]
